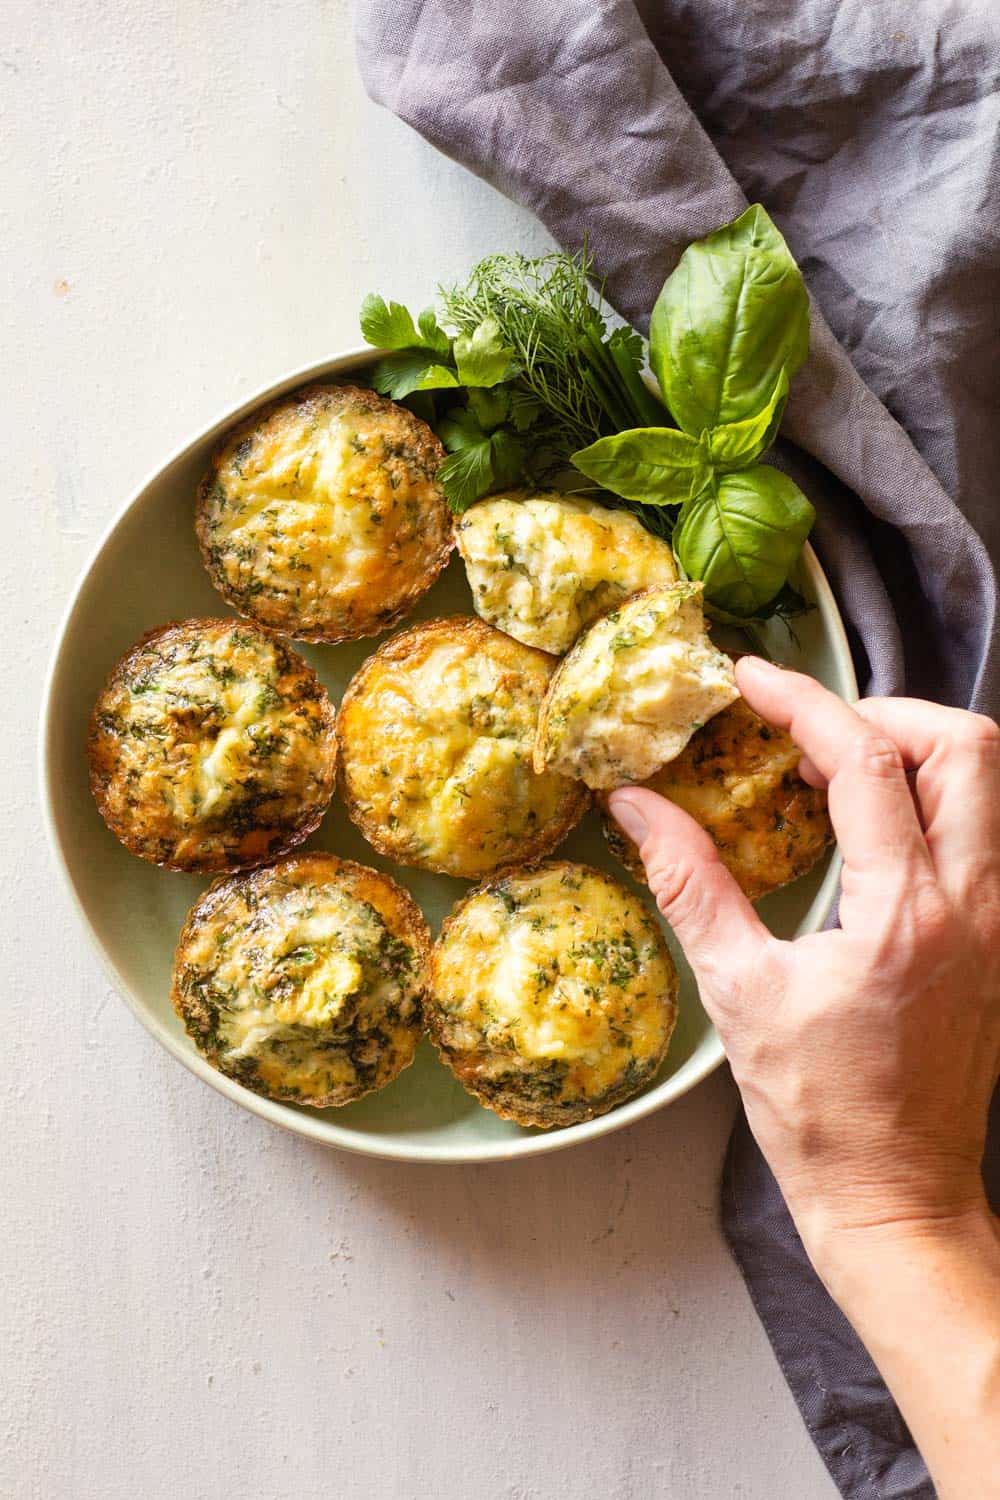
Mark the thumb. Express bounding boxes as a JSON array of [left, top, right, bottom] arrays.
[[608, 787, 772, 991]]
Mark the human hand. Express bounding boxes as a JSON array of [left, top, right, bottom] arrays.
[[609, 657, 1000, 1264]]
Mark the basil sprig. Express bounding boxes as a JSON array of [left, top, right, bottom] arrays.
[[572, 206, 814, 619], [650, 206, 808, 432]]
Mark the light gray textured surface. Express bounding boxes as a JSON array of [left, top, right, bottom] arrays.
[[4, 1, 836, 1494]]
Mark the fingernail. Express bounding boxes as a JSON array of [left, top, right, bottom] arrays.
[[738, 655, 781, 676], [609, 792, 649, 845]]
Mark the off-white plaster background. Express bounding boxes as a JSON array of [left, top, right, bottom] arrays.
[[3, 2, 838, 1495]]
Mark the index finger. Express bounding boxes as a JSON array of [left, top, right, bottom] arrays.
[[735, 658, 933, 893], [854, 697, 1000, 769]]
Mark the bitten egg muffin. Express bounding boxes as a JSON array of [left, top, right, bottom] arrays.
[[601, 694, 833, 901], [171, 853, 429, 1107], [196, 383, 453, 643], [426, 861, 678, 1128], [88, 618, 337, 872], [337, 616, 589, 879], [534, 583, 738, 791], [455, 491, 678, 654]]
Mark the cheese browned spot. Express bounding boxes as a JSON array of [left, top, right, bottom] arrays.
[[88, 618, 336, 872], [426, 861, 678, 1128], [534, 583, 738, 791], [601, 694, 833, 901], [171, 853, 429, 1108], [456, 491, 678, 655], [197, 383, 453, 643], [337, 616, 589, 879]]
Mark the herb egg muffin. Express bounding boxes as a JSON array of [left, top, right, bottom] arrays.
[[337, 616, 589, 879], [88, 618, 337, 872], [196, 384, 453, 643], [601, 694, 832, 901], [535, 583, 738, 790], [455, 490, 678, 655], [426, 861, 679, 1128], [171, 853, 429, 1107]]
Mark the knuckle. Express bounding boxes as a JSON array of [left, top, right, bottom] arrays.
[[845, 732, 905, 780], [953, 711, 1000, 751], [645, 852, 718, 949], [646, 853, 702, 922]]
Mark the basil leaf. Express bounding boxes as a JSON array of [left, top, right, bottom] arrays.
[[370, 353, 460, 400], [672, 464, 815, 617], [453, 317, 519, 387], [571, 426, 709, 506], [707, 581, 813, 627], [706, 366, 789, 471], [650, 204, 809, 434]]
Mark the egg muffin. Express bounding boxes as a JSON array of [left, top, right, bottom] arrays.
[[196, 383, 453, 643], [601, 694, 833, 901], [456, 491, 678, 654], [88, 618, 336, 872], [426, 861, 678, 1128], [534, 583, 738, 791], [337, 616, 589, 879], [171, 853, 429, 1107]]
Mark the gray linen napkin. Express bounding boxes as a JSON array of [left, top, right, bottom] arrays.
[[355, 3, 1000, 1494]]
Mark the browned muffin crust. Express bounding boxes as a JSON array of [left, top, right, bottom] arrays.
[[88, 617, 337, 872], [171, 852, 430, 1108], [337, 616, 590, 880], [426, 860, 679, 1128], [196, 383, 453, 643]]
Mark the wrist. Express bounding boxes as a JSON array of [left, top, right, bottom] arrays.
[[799, 1197, 1000, 1409], [798, 1194, 998, 1303], [798, 1200, 1000, 1499]]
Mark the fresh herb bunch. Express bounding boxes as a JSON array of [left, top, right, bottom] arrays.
[[573, 206, 814, 619], [360, 206, 816, 621], [439, 252, 666, 444], [360, 247, 673, 532]]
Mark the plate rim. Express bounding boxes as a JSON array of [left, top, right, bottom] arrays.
[[38, 348, 859, 1165]]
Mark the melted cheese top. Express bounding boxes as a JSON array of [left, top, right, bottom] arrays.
[[339, 619, 585, 878], [431, 864, 677, 1104], [199, 387, 450, 637], [174, 861, 423, 1104], [456, 492, 678, 654], [537, 583, 738, 790], [90, 621, 334, 868]]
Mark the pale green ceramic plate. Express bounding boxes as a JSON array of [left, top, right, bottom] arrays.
[[40, 348, 858, 1162]]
